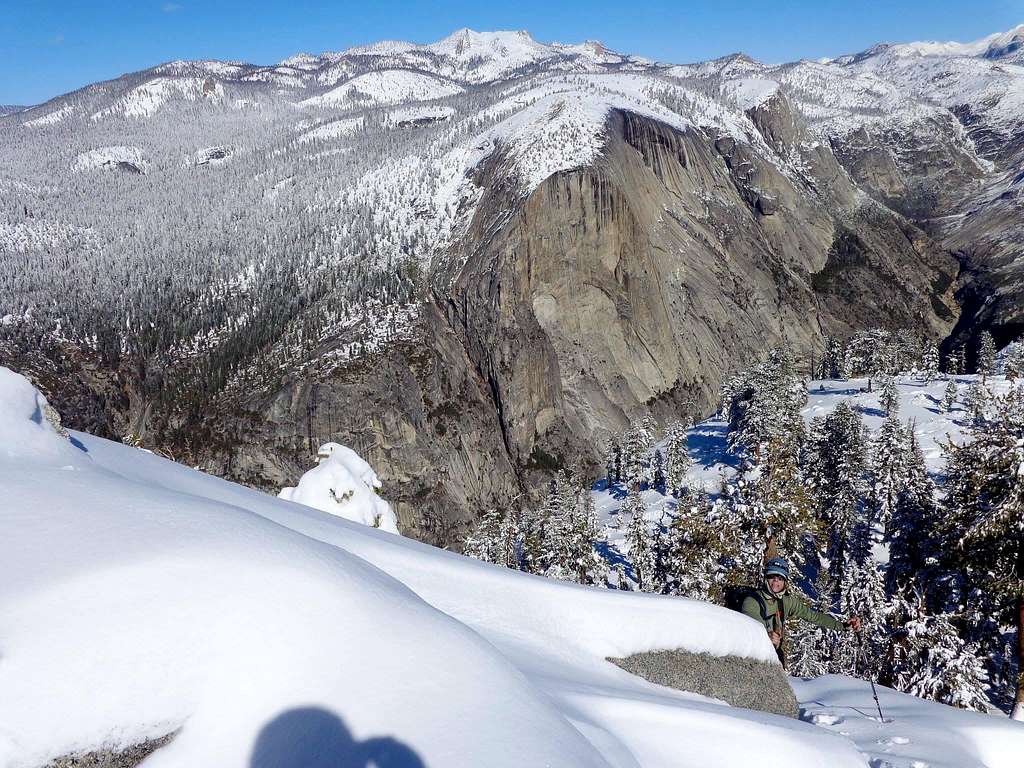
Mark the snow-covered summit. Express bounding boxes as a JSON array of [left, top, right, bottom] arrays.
[[859, 23, 1024, 62]]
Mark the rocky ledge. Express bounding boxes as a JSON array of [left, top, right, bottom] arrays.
[[609, 649, 799, 718]]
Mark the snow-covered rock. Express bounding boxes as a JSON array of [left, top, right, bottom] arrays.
[[74, 146, 146, 173], [279, 442, 398, 533]]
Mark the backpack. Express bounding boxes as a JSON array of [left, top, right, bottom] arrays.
[[724, 585, 770, 623]]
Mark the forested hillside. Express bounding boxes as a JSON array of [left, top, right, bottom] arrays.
[[2, 26, 1023, 542]]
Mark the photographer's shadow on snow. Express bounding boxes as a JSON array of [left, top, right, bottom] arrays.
[[250, 707, 426, 768]]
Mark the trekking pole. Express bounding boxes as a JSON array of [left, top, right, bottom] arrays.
[[856, 631, 886, 722]]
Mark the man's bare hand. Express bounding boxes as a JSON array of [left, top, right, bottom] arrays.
[[847, 616, 862, 632], [769, 631, 781, 648]]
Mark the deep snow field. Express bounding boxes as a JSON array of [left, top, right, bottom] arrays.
[[1, 366, 1022, 768]]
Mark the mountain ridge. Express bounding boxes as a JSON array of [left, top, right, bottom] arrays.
[[1, 23, 1021, 543]]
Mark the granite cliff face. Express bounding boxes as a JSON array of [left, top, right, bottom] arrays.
[[433, 107, 957, 499], [4, 27, 1021, 544]]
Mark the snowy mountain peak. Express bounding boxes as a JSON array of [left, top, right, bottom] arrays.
[[851, 23, 1024, 62], [428, 28, 543, 58], [982, 23, 1024, 60]]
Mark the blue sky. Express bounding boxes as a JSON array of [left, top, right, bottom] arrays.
[[2, 0, 1022, 105]]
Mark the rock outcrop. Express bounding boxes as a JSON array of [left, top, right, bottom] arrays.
[[610, 650, 799, 718], [43, 733, 175, 768]]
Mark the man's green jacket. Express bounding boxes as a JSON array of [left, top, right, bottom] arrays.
[[741, 587, 844, 635]]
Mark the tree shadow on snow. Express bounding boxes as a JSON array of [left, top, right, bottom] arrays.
[[687, 423, 739, 471], [250, 707, 427, 768]]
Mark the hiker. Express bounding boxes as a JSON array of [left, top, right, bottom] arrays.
[[741, 557, 861, 666]]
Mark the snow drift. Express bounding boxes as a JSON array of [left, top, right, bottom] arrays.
[[0, 367, 925, 767]]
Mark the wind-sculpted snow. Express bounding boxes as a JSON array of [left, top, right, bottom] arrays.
[[0, 367, 875, 768]]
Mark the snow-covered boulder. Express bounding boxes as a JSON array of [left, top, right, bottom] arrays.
[[278, 442, 398, 533]]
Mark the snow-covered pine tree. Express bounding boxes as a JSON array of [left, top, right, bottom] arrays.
[[806, 401, 868, 595], [651, 448, 666, 491], [943, 387, 1024, 719], [660, 491, 735, 600], [840, 544, 889, 680], [1004, 342, 1024, 382], [963, 380, 991, 425], [978, 331, 997, 379], [465, 508, 504, 564], [750, 433, 817, 565], [537, 471, 607, 585], [896, 609, 990, 712], [886, 430, 940, 600], [894, 329, 921, 375], [878, 375, 899, 416], [621, 418, 655, 489], [820, 336, 845, 379], [723, 347, 806, 461], [465, 508, 521, 569], [946, 345, 966, 376], [663, 419, 691, 497], [922, 342, 940, 383], [567, 489, 609, 586], [604, 434, 622, 485], [622, 488, 656, 592], [867, 416, 910, 529], [942, 379, 959, 412], [788, 576, 834, 678], [717, 473, 764, 582]]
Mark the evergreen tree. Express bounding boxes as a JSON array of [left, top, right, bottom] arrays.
[[886, 431, 940, 599], [867, 416, 910, 528], [604, 434, 622, 485], [878, 375, 900, 416], [623, 489, 656, 591], [963, 381, 991, 425], [942, 379, 959, 412], [1004, 342, 1024, 382], [651, 447, 666, 491], [840, 555, 889, 680], [536, 471, 607, 585], [722, 347, 806, 460], [663, 419, 691, 496], [621, 417, 655, 488], [943, 388, 1024, 719], [660, 491, 735, 600], [751, 433, 818, 564], [947, 345, 966, 376], [820, 336, 845, 379], [922, 342, 940, 382], [978, 331, 997, 379], [465, 508, 521, 569], [806, 402, 868, 593], [896, 609, 990, 712]]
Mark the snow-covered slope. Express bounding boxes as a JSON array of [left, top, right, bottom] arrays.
[[0, 367, 875, 768], [299, 70, 464, 108]]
